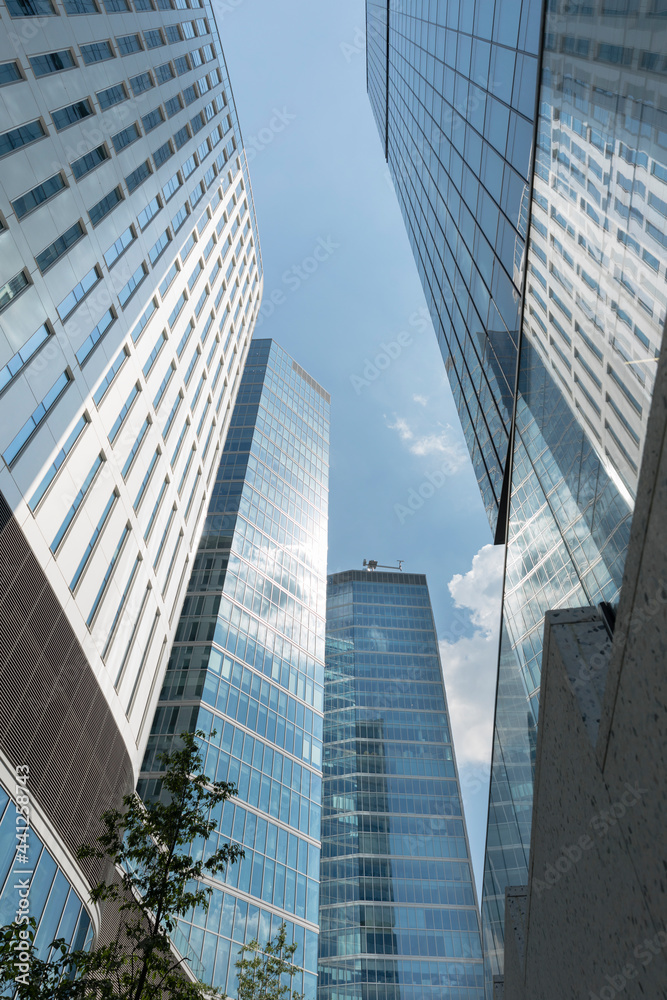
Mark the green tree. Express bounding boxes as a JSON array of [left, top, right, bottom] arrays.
[[233, 924, 304, 1000], [0, 730, 243, 1000]]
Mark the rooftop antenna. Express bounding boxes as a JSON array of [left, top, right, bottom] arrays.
[[363, 559, 404, 572]]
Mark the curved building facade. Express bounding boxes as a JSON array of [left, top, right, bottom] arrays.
[[0, 0, 262, 953]]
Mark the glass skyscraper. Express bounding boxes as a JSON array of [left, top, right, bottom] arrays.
[[318, 569, 484, 1000], [139, 338, 329, 995], [365, 1, 666, 992]]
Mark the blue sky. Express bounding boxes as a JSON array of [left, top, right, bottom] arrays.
[[218, 0, 502, 895]]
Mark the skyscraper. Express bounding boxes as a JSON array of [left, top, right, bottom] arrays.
[[0, 0, 261, 956], [318, 569, 484, 1000], [139, 339, 330, 994], [365, 1, 667, 990]]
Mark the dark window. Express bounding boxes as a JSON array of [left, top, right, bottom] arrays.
[[0, 62, 22, 85], [111, 122, 140, 151], [97, 82, 127, 109], [71, 144, 109, 179], [141, 107, 163, 132], [36, 221, 85, 272], [6, 0, 54, 15], [130, 72, 153, 95], [29, 50, 75, 76], [52, 98, 94, 131], [88, 187, 123, 226], [80, 41, 115, 64], [125, 161, 151, 192], [12, 173, 65, 218], [117, 34, 142, 56]]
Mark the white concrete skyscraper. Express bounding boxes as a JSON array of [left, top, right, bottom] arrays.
[[0, 0, 261, 959]]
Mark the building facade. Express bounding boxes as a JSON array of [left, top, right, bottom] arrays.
[[365, 0, 667, 992], [318, 569, 484, 1000], [139, 339, 330, 996], [0, 0, 261, 955]]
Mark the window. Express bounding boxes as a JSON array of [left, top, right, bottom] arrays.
[[30, 50, 75, 77], [182, 154, 197, 179], [57, 265, 100, 319], [70, 492, 117, 591], [109, 383, 139, 442], [80, 41, 115, 64], [153, 140, 174, 168], [111, 122, 140, 151], [195, 18, 207, 33], [0, 322, 51, 394], [104, 0, 129, 8], [137, 195, 161, 230], [171, 203, 189, 232], [159, 261, 179, 297], [181, 20, 195, 38], [165, 95, 182, 118], [144, 29, 165, 48], [155, 61, 174, 83], [6, 0, 55, 15], [88, 186, 122, 226], [197, 139, 209, 162], [97, 83, 127, 110], [104, 225, 135, 268], [134, 0, 153, 9], [28, 415, 88, 510], [76, 309, 115, 365], [180, 231, 196, 260], [162, 171, 181, 202], [174, 125, 190, 149], [188, 260, 202, 290], [63, 0, 98, 10], [125, 160, 151, 192], [11, 173, 65, 219], [51, 453, 104, 552], [190, 181, 204, 207], [143, 331, 166, 378], [0, 62, 22, 85], [165, 24, 181, 43], [131, 298, 157, 343], [36, 222, 85, 272], [174, 55, 190, 75], [71, 143, 109, 179], [204, 164, 216, 188], [189, 112, 204, 134], [122, 419, 150, 477], [0, 271, 29, 311], [87, 523, 129, 625], [130, 72, 154, 96], [119, 263, 147, 306], [134, 448, 159, 510], [93, 348, 127, 405], [0, 119, 45, 157], [3, 371, 71, 466], [153, 364, 174, 408], [176, 319, 194, 357], [148, 228, 171, 265], [117, 33, 142, 56], [142, 107, 163, 132], [52, 98, 94, 131], [168, 291, 187, 327], [183, 84, 197, 105]]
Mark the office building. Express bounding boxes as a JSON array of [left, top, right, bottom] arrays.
[[0, 0, 261, 957], [365, 1, 667, 991], [139, 339, 330, 995], [318, 569, 484, 1000]]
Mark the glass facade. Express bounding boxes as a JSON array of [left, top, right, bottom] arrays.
[[365, 1, 666, 993], [366, 0, 542, 536], [139, 339, 329, 997], [318, 570, 483, 1000], [0, 785, 92, 969], [482, 4, 667, 990]]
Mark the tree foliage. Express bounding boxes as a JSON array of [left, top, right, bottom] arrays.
[[0, 730, 243, 1000], [234, 924, 304, 1000]]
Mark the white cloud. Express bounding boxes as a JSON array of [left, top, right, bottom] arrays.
[[413, 393, 429, 406], [440, 544, 504, 768], [385, 414, 468, 470]]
